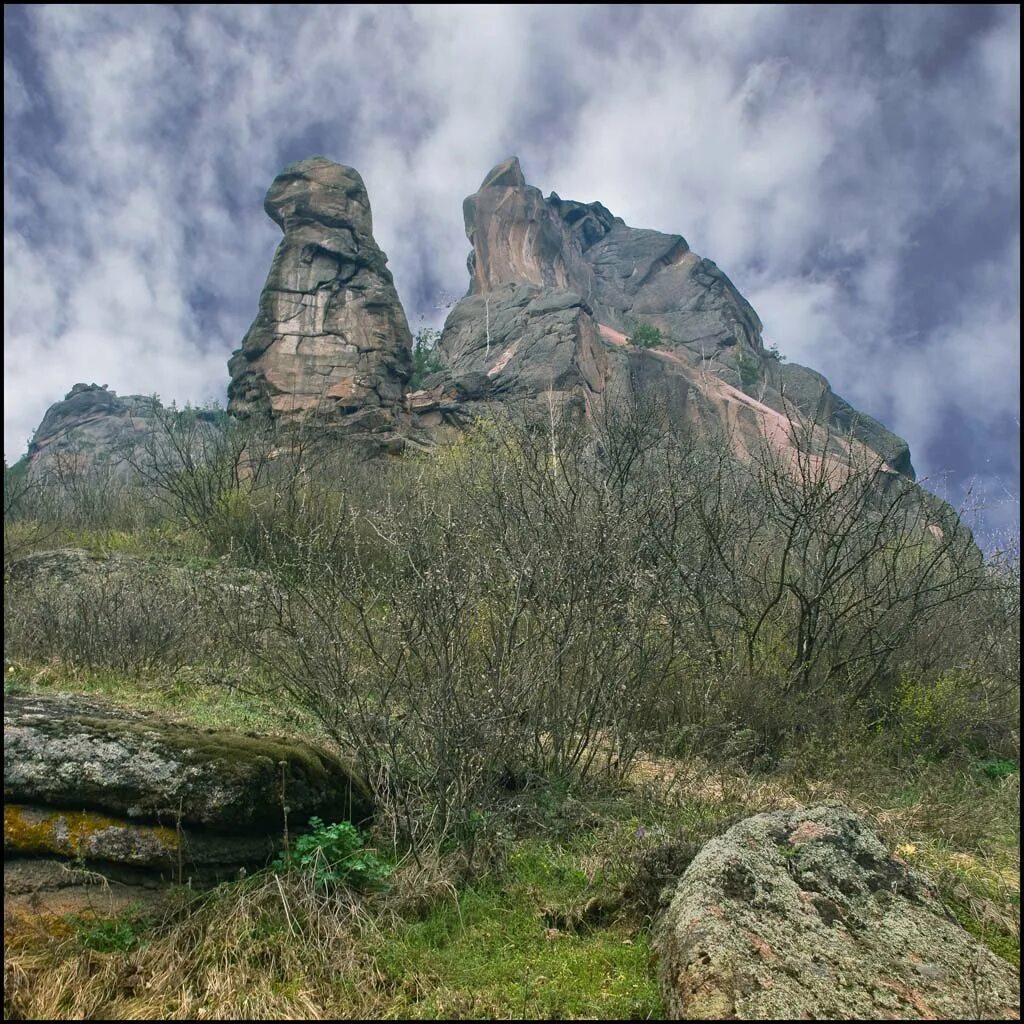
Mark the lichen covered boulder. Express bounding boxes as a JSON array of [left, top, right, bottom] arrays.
[[655, 804, 1019, 1020], [4, 693, 372, 833], [4, 804, 279, 875]]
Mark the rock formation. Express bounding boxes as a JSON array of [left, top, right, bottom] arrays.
[[24, 383, 165, 476], [4, 692, 371, 886], [25, 157, 920, 491], [227, 157, 413, 448], [655, 804, 1019, 1019], [415, 157, 915, 487]]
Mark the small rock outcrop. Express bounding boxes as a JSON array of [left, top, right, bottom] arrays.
[[227, 157, 413, 447], [21, 383, 229, 486], [24, 383, 163, 476], [4, 693, 371, 885], [655, 804, 1019, 1020]]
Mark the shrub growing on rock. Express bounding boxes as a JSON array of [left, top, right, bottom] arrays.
[[629, 323, 663, 348]]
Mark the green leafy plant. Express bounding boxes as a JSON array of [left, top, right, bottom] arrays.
[[976, 757, 1018, 781], [736, 351, 761, 388], [887, 671, 975, 757], [629, 324, 663, 349], [68, 913, 142, 953], [409, 327, 444, 389], [273, 817, 392, 891]]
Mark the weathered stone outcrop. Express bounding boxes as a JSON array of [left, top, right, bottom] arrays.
[[20, 383, 228, 486], [655, 804, 1019, 1020], [24, 383, 163, 476], [420, 157, 917, 487], [27, 157, 920, 481], [227, 157, 413, 446], [4, 692, 372, 888], [4, 693, 371, 833], [773, 361, 916, 478]]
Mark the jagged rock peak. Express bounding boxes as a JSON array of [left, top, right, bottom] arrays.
[[428, 157, 918, 486], [227, 156, 413, 441], [463, 156, 575, 295], [448, 155, 763, 381]]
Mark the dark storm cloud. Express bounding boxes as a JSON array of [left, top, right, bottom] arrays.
[[3, 4, 1019, 539]]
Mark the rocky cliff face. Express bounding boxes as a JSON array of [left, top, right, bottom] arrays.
[[410, 156, 915, 485], [227, 157, 413, 444]]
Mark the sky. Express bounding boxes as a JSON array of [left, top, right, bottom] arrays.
[[4, 4, 1020, 544]]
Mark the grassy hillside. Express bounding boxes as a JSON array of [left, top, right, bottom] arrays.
[[4, 402, 1019, 1019]]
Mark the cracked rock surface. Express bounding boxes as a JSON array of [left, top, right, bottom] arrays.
[[227, 157, 413, 440], [655, 804, 1019, 1020], [4, 692, 371, 834]]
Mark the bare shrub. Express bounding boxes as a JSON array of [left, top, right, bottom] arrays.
[[214, 402, 684, 848], [11, 381, 1013, 847], [207, 393, 1017, 843], [125, 403, 374, 566], [4, 559, 216, 674]]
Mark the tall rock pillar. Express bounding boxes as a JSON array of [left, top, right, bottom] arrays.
[[228, 157, 412, 435]]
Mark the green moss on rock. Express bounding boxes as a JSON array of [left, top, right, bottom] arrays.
[[5, 804, 179, 865], [4, 693, 372, 833]]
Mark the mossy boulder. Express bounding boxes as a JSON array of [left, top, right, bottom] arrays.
[[655, 804, 1020, 1020], [4, 693, 372, 833], [4, 804, 280, 875]]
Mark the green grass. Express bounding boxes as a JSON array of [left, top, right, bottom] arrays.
[[5, 521, 207, 563], [3, 657, 1018, 1014], [3, 662, 329, 742], [5, 708, 1019, 1015], [68, 910, 146, 954], [362, 840, 661, 1019], [786, 743, 1021, 968], [954, 903, 1020, 968]]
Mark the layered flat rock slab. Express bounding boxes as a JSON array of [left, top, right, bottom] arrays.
[[4, 857, 160, 920], [656, 804, 1019, 1020], [5, 804, 278, 875], [4, 693, 371, 833]]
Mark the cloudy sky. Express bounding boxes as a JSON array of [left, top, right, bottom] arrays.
[[4, 4, 1020, 541]]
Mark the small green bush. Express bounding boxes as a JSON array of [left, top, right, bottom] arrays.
[[68, 913, 142, 953], [887, 671, 975, 757], [976, 757, 1018, 781], [736, 351, 761, 388], [409, 328, 444, 389], [629, 324, 663, 349], [628, 324, 662, 348], [273, 818, 392, 891]]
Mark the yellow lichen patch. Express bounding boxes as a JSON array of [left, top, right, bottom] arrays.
[[4, 804, 179, 861]]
